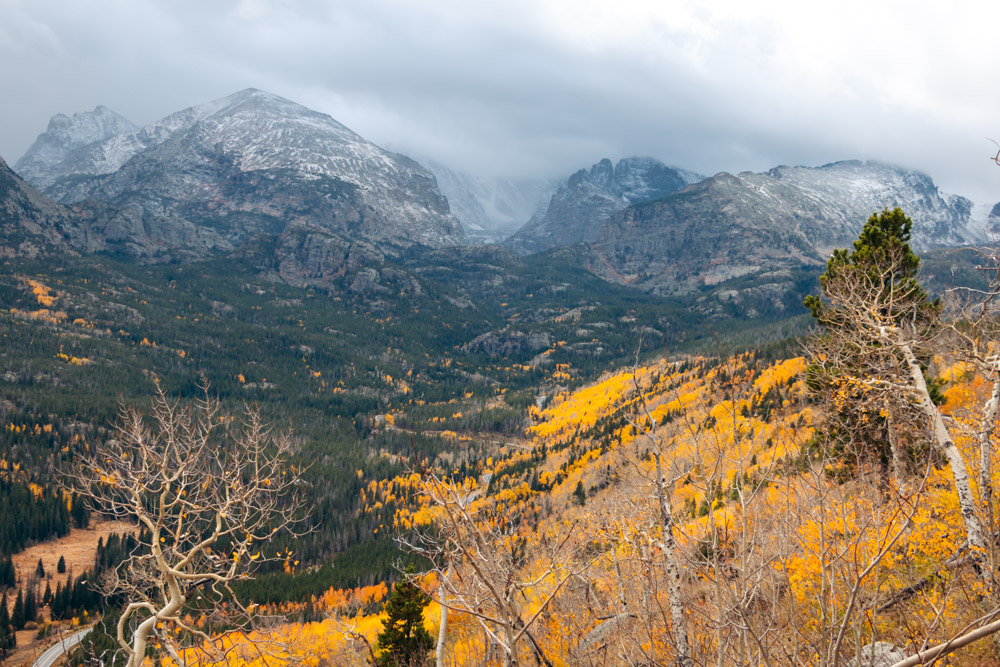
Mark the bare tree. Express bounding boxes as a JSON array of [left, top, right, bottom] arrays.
[[624, 360, 694, 667], [404, 466, 586, 667], [66, 384, 307, 667]]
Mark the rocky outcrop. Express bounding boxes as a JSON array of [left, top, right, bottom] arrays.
[[271, 226, 384, 289], [462, 328, 551, 356], [0, 154, 78, 257], [1, 152, 231, 261]]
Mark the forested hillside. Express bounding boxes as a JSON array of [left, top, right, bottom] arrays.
[[77, 210, 1000, 667], [4, 209, 999, 667], [173, 343, 1000, 665], [0, 243, 806, 589]]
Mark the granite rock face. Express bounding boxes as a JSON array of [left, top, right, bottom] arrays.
[[462, 328, 552, 356], [0, 153, 229, 261]]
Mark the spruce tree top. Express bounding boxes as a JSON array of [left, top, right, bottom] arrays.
[[806, 207, 930, 326]]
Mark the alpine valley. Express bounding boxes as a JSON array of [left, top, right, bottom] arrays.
[[1, 88, 996, 663]]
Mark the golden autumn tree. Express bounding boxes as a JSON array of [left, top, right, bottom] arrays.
[[403, 465, 586, 667]]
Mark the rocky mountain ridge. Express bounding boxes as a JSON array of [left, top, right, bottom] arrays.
[[6, 93, 986, 311], [14, 89, 466, 257], [588, 161, 982, 303], [0, 153, 231, 261]]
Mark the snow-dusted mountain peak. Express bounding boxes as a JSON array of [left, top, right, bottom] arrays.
[[762, 160, 979, 250], [15, 89, 465, 252]]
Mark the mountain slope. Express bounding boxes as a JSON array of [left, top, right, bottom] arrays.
[[420, 159, 556, 242], [0, 152, 231, 260], [506, 157, 701, 255], [0, 153, 79, 257], [764, 160, 976, 251], [16, 89, 465, 255]]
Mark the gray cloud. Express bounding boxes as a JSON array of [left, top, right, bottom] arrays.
[[2, 0, 998, 204]]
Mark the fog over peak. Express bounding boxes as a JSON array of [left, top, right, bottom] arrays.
[[2, 0, 998, 204]]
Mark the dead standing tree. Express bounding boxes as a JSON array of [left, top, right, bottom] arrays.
[[404, 466, 585, 667], [66, 385, 306, 667]]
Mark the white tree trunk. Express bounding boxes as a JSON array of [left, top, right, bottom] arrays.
[[900, 344, 988, 570], [887, 410, 906, 488], [978, 374, 1000, 533], [652, 448, 693, 666], [436, 563, 451, 667]]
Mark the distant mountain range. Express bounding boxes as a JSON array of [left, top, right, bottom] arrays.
[[3, 88, 993, 305]]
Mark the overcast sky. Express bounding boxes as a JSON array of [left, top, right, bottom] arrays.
[[2, 0, 998, 204]]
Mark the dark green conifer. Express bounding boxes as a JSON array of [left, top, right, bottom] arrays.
[[71, 492, 89, 529], [804, 207, 940, 472], [24, 586, 36, 623], [573, 480, 587, 506], [11, 589, 24, 630], [57, 555, 66, 574], [375, 568, 433, 667], [35, 558, 45, 579], [0, 556, 13, 588], [51, 582, 65, 620], [0, 591, 12, 654], [805, 207, 929, 327]]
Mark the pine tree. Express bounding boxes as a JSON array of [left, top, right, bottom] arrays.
[[803, 207, 939, 470], [35, 558, 45, 579], [0, 555, 14, 588], [573, 480, 587, 506], [0, 591, 13, 654], [805, 207, 929, 327], [57, 555, 66, 574], [43, 581, 52, 607], [51, 582, 65, 620], [375, 569, 433, 667], [11, 589, 24, 630], [25, 585, 36, 623], [71, 492, 89, 529]]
